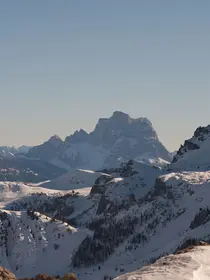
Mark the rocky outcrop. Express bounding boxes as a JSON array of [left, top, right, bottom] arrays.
[[0, 267, 16, 280], [90, 175, 113, 195], [175, 239, 209, 254], [65, 129, 89, 144], [171, 123, 210, 170], [172, 140, 200, 163], [194, 125, 210, 138], [19, 273, 77, 280], [190, 207, 210, 229]]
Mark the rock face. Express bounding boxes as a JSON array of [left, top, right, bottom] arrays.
[[27, 111, 171, 170], [171, 124, 210, 170], [28, 136, 65, 163], [0, 267, 16, 280]]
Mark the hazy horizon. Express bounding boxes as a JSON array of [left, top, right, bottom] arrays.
[[1, 1, 210, 150], [0, 109, 200, 153]]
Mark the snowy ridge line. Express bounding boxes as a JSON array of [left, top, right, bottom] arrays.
[[3, 152, 210, 279], [114, 243, 210, 280], [171, 124, 210, 171]]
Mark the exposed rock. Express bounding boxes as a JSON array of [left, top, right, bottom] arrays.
[[27, 111, 171, 170], [90, 175, 113, 195], [172, 140, 199, 163], [190, 207, 210, 229], [0, 267, 16, 280], [175, 239, 209, 255], [194, 126, 210, 138], [152, 177, 167, 197], [171, 123, 210, 169]]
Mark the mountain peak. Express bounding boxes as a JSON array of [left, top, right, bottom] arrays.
[[111, 111, 152, 127], [65, 129, 89, 144], [48, 135, 63, 146], [112, 111, 130, 119], [27, 112, 171, 169], [171, 123, 210, 170]]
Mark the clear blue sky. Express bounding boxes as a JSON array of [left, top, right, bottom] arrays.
[[0, 0, 210, 151]]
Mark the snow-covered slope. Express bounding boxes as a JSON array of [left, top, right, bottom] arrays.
[[63, 168, 210, 280], [17, 146, 32, 154], [39, 169, 110, 190], [0, 147, 16, 158], [135, 155, 170, 169], [0, 181, 92, 277], [171, 125, 210, 170], [0, 161, 165, 279], [27, 111, 171, 170], [3, 150, 210, 279], [0, 209, 89, 278], [0, 146, 31, 157], [0, 181, 69, 207], [114, 244, 210, 280], [0, 181, 92, 224]]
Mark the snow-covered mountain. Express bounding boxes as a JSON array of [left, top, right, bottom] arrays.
[[0, 146, 31, 157], [4, 156, 210, 279], [2, 122, 210, 279], [39, 169, 110, 191], [114, 243, 210, 280], [17, 146, 32, 154], [27, 111, 171, 170], [0, 146, 58, 183], [1, 160, 164, 279], [2, 155, 210, 279], [171, 124, 210, 171], [0, 209, 89, 277], [0, 147, 17, 158], [0, 182, 92, 277], [0, 181, 71, 207]]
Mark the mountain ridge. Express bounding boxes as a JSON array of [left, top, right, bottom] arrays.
[[27, 111, 171, 170], [171, 124, 210, 170], [2, 115, 210, 279]]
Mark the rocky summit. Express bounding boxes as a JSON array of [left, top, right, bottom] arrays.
[[27, 111, 171, 170]]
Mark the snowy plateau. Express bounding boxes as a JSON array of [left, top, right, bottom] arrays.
[[1, 112, 210, 279]]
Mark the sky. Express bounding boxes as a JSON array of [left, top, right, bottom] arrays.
[[0, 0, 210, 151]]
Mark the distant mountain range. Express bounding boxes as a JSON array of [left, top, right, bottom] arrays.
[[0, 156, 65, 183], [1, 117, 210, 279], [26, 111, 172, 170], [0, 111, 179, 182], [3, 111, 210, 184], [0, 146, 31, 157]]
